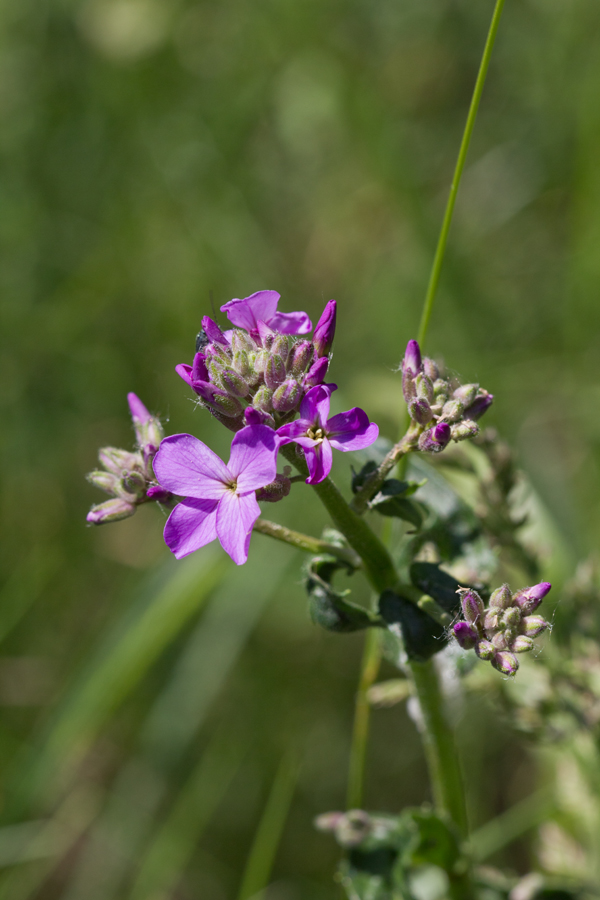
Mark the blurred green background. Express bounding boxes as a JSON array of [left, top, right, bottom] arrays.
[[1, 0, 600, 896]]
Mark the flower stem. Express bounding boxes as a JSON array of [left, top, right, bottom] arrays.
[[350, 425, 420, 514], [417, 0, 507, 348], [346, 627, 382, 810], [253, 518, 361, 568]]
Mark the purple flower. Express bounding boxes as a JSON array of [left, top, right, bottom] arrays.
[[221, 290, 312, 337], [127, 392, 163, 455], [153, 425, 279, 564], [277, 385, 379, 485], [313, 300, 337, 358], [464, 390, 494, 421], [403, 339, 422, 376], [418, 422, 451, 453]]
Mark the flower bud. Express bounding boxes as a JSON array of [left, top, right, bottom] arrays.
[[475, 639, 495, 660], [121, 470, 146, 496], [423, 357, 439, 381], [289, 340, 314, 376], [491, 632, 508, 651], [265, 355, 287, 389], [230, 329, 255, 354], [511, 635, 534, 653], [408, 398, 433, 426], [272, 378, 302, 412], [304, 356, 329, 387], [492, 651, 519, 676], [253, 385, 274, 412], [453, 621, 478, 650], [440, 399, 464, 423], [98, 447, 141, 475], [86, 470, 120, 493], [272, 334, 291, 363], [489, 583, 512, 610], [232, 350, 251, 377], [313, 299, 337, 358], [146, 484, 172, 503], [512, 581, 551, 613], [501, 607, 521, 629], [202, 315, 228, 346], [433, 379, 448, 402], [244, 407, 273, 426], [253, 350, 268, 375], [87, 497, 137, 525], [484, 610, 499, 632], [450, 420, 479, 441], [418, 422, 451, 453], [464, 391, 494, 421], [220, 367, 251, 398], [459, 588, 485, 626], [194, 382, 244, 417], [256, 473, 292, 502], [403, 339, 421, 376], [453, 383, 479, 407], [520, 615, 549, 638], [415, 373, 434, 403], [127, 395, 164, 453]]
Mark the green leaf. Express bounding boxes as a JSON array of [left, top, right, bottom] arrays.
[[409, 563, 462, 617], [305, 555, 381, 633], [379, 591, 447, 661]]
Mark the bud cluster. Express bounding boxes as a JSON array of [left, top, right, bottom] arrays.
[[86, 394, 171, 524], [453, 582, 551, 676], [401, 339, 493, 453], [177, 299, 337, 427]]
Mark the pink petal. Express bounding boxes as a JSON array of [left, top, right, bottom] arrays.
[[304, 440, 333, 484], [216, 490, 260, 565], [268, 310, 312, 335], [221, 290, 280, 331], [299, 384, 331, 428], [153, 434, 231, 498], [175, 364, 193, 387], [227, 425, 279, 492], [127, 392, 151, 423], [327, 409, 379, 451], [163, 498, 219, 559], [329, 421, 379, 452]]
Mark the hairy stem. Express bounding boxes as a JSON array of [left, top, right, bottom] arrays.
[[346, 628, 382, 810], [417, 0, 507, 348], [253, 518, 361, 568]]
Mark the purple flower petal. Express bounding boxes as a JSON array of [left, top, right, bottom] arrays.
[[268, 310, 312, 335], [304, 440, 333, 484], [221, 291, 281, 332], [175, 364, 193, 388], [304, 356, 329, 387], [312, 299, 336, 357], [227, 425, 279, 493], [326, 408, 379, 451], [153, 434, 231, 498], [216, 491, 260, 565], [276, 419, 314, 445], [127, 392, 151, 424], [299, 384, 331, 428], [202, 316, 228, 345], [163, 497, 219, 559], [191, 352, 209, 383]]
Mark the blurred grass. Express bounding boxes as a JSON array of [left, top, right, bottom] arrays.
[[1, 0, 600, 895]]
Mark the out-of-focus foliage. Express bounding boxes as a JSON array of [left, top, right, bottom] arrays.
[[1, 0, 600, 896]]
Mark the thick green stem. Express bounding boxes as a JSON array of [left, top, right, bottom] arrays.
[[253, 518, 361, 568], [346, 628, 382, 810], [417, 0, 506, 347]]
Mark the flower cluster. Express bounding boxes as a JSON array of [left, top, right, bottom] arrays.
[[401, 339, 493, 453], [453, 582, 551, 676], [177, 291, 336, 428], [86, 393, 171, 524]]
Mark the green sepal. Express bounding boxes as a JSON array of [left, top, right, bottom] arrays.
[[379, 590, 447, 661], [305, 555, 382, 633]]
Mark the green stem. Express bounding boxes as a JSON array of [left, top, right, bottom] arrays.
[[417, 0, 506, 348], [346, 628, 382, 810], [253, 518, 361, 568], [351, 425, 420, 514]]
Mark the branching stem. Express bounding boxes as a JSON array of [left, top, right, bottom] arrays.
[[253, 518, 361, 568]]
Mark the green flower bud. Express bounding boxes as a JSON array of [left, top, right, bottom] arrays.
[[220, 367, 251, 398], [489, 584, 512, 610], [520, 615, 549, 638], [450, 420, 479, 441], [492, 651, 519, 676], [511, 635, 534, 653], [441, 399, 465, 423], [253, 385, 273, 412], [415, 372, 434, 403]]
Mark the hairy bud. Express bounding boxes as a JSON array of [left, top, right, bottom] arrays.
[[87, 497, 137, 525], [265, 355, 287, 390], [304, 356, 329, 387], [453, 621, 478, 650], [451, 420, 479, 441], [272, 378, 302, 412], [511, 635, 534, 653], [313, 299, 337, 358], [418, 423, 451, 453], [408, 398, 433, 426], [520, 615, 549, 638], [492, 651, 519, 677], [459, 588, 485, 626], [489, 584, 512, 610], [253, 385, 274, 412], [220, 367, 251, 398], [289, 340, 314, 376]]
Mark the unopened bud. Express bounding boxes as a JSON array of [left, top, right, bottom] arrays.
[[475, 639, 495, 660], [491, 632, 509, 651], [492, 651, 519, 677], [230, 329, 255, 354], [289, 340, 314, 376], [502, 607, 521, 629], [451, 420, 479, 441], [418, 422, 451, 453], [453, 621, 478, 649], [128, 395, 164, 452], [313, 299, 337, 358], [253, 386, 274, 412], [121, 470, 146, 496], [232, 350, 251, 377], [253, 350, 268, 374], [464, 391, 494, 421], [423, 357, 439, 381], [489, 584, 512, 610], [453, 383, 479, 407], [304, 356, 329, 387], [220, 367, 251, 398], [403, 339, 421, 376], [415, 372, 434, 403], [272, 378, 302, 412], [408, 398, 433, 426], [87, 498, 137, 525], [256, 473, 292, 502], [459, 588, 484, 626], [484, 610, 499, 632], [520, 615, 549, 638], [512, 581, 551, 613], [86, 470, 120, 493], [272, 334, 291, 362], [511, 635, 534, 653], [146, 484, 172, 503], [98, 447, 141, 475], [194, 383, 244, 418], [265, 355, 287, 389], [244, 407, 273, 426], [440, 399, 464, 423]]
